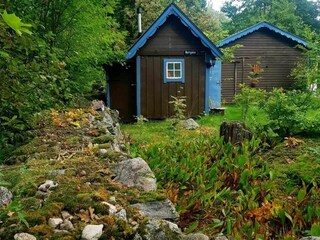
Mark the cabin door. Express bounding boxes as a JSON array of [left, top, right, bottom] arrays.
[[109, 63, 136, 122]]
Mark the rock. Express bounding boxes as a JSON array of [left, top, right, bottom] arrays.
[[14, 233, 37, 240], [220, 121, 252, 145], [112, 157, 157, 192], [183, 233, 209, 240], [301, 238, 320, 240], [53, 229, 70, 236], [109, 196, 116, 203], [99, 149, 108, 154], [115, 209, 127, 221], [131, 199, 179, 221], [181, 118, 200, 130], [137, 218, 182, 240], [60, 220, 74, 231], [61, 211, 73, 220], [91, 100, 105, 112], [48, 169, 65, 176], [38, 180, 58, 192], [214, 233, 229, 240], [79, 170, 87, 177], [101, 202, 117, 215], [0, 186, 13, 206], [100, 112, 114, 128], [48, 218, 63, 228], [81, 224, 104, 240]]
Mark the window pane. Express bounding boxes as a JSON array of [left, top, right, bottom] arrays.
[[167, 63, 174, 70], [175, 63, 181, 69], [175, 71, 181, 78], [168, 71, 174, 78]]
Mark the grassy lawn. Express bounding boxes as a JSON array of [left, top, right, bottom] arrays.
[[121, 105, 242, 146]]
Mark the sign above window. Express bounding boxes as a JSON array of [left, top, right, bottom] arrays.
[[163, 59, 185, 83], [184, 50, 198, 55]]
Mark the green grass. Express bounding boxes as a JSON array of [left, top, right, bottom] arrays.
[[122, 105, 242, 146]]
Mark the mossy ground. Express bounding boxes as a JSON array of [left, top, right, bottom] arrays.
[[0, 108, 164, 239]]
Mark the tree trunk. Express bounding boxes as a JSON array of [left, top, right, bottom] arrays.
[[220, 121, 252, 145]]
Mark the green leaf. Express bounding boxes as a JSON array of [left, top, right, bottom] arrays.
[[1, 10, 32, 35], [186, 220, 199, 234], [310, 224, 320, 236], [0, 50, 9, 58], [297, 189, 306, 203]]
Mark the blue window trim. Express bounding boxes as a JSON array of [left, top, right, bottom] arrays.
[[163, 58, 185, 83]]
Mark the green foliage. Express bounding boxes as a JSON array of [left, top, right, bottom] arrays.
[[1, 10, 32, 35], [221, 0, 317, 38], [129, 131, 320, 238], [263, 89, 312, 137]]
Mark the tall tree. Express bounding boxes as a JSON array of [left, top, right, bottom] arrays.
[[221, 0, 319, 37], [116, 0, 226, 43]]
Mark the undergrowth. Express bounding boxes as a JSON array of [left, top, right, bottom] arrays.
[[128, 132, 320, 239]]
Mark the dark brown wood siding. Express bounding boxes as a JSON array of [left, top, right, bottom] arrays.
[[221, 29, 305, 103], [138, 15, 207, 118], [108, 63, 136, 122], [140, 55, 205, 119]]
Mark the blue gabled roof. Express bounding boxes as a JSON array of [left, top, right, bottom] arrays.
[[218, 21, 308, 48], [126, 4, 222, 60]]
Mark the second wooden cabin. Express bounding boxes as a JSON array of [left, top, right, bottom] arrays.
[[218, 22, 308, 103]]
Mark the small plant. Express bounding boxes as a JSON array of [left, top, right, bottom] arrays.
[[135, 115, 148, 125], [248, 58, 264, 88], [169, 88, 187, 131]]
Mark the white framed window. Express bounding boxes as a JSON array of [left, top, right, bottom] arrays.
[[163, 59, 185, 83]]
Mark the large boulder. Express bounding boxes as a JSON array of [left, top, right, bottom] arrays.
[[131, 199, 179, 221], [112, 157, 157, 192], [0, 186, 12, 206], [136, 218, 182, 240], [81, 224, 103, 240]]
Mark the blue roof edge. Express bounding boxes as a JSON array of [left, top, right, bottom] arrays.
[[218, 21, 308, 48], [126, 4, 222, 60]]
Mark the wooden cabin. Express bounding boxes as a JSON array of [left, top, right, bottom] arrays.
[[106, 4, 222, 121], [218, 22, 308, 103]]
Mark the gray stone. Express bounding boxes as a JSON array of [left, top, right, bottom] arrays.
[[181, 118, 200, 130], [101, 202, 117, 215], [0, 186, 12, 206], [60, 220, 74, 230], [48, 169, 65, 176], [61, 210, 73, 220], [99, 149, 108, 154], [214, 234, 229, 240], [48, 218, 63, 228], [101, 112, 114, 128], [91, 100, 105, 112], [53, 229, 70, 236], [301, 238, 320, 240], [38, 180, 58, 192], [112, 157, 157, 192], [81, 224, 103, 240], [183, 233, 209, 240], [14, 233, 36, 240], [115, 209, 127, 221], [137, 218, 182, 240], [131, 199, 179, 221]]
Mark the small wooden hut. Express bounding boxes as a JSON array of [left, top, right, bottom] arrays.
[[218, 22, 308, 103], [106, 4, 222, 121]]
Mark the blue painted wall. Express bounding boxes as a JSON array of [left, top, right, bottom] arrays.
[[205, 60, 221, 113]]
